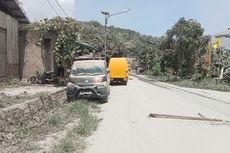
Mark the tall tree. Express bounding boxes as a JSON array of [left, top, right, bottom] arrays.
[[160, 17, 204, 76]]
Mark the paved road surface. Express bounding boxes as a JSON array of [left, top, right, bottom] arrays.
[[85, 75, 230, 153]]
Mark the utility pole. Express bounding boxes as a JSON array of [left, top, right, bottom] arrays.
[[101, 8, 131, 59]]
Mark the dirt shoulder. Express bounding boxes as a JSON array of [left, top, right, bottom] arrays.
[[0, 85, 65, 108], [131, 72, 230, 92], [0, 84, 100, 153]]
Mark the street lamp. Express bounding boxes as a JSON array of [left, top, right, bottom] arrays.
[[101, 8, 131, 59]]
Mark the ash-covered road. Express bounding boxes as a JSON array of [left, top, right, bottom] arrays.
[[84, 75, 230, 153]]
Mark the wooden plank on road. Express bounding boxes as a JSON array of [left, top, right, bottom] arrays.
[[149, 113, 227, 122]]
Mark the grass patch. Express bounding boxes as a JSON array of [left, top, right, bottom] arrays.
[[47, 112, 65, 127], [1, 100, 99, 153], [147, 75, 230, 92], [0, 79, 30, 91], [74, 104, 98, 136], [50, 101, 99, 153], [148, 75, 180, 82], [51, 137, 76, 153], [169, 79, 230, 92], [51, 133, 81, 153]]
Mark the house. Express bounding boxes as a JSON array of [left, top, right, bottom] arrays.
[[19, 26, 100, 79], [19, 27, 57, 79], [0, 0, 29, 80]]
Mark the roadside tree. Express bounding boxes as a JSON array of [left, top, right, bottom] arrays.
[[160, 17, 204, 77]]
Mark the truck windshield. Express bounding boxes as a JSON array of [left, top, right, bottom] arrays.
[[71, 62, 105, 76]]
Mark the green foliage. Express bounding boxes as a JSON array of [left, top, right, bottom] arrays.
[[51, 137, 76, 153], [79, 18, 229, 83], [79, 21, 160, 59], [47, 112, 64, 127], [152, 62, 162, 76], [132, 35, 160, 72], [51, 101, 99, 153], [80, 21, 104, 51], [34, 17, 215, 79], [36, 17, 81, 68], [160, 17, 205, 77], [170, 78, 230, 92], [72, 102, 98, 136]]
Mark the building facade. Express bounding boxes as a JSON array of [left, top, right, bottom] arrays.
[[19, 27, 56, 78], [0, 0, 29, 80]]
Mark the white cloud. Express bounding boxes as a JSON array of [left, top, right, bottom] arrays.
[[19, 0, 76, 21]]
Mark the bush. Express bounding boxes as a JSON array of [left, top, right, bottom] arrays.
[[192, 72, 203, 81], [152, 62, 162, 76]]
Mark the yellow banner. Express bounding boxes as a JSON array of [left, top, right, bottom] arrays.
[[212, 38, 222, 49]]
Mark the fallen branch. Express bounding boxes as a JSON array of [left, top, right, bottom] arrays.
[[149, 113, 227, 122]]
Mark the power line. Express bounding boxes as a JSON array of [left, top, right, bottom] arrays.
[[46, 0, 60, 16], [54, 0, 68, 17]]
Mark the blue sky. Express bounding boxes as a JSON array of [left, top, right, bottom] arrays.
[[21, 0, 230, 36]]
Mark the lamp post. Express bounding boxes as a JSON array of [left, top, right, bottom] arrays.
[[101, 8, 131, 59]]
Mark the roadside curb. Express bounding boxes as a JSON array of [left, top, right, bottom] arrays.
[[0, 88, 66, 130]]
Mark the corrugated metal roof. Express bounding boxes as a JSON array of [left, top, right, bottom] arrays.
[[0, 0, 29, 23]]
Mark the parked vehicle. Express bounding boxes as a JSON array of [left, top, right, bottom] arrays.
[[66, 58, 110, 102], [108, 57, 129, 85]]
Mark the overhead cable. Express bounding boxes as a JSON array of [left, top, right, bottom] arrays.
[[54, 0, 68, 17], [46, 0, 60, 16]]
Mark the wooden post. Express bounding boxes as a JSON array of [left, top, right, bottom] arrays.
[[202, 41, 212, 77]]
